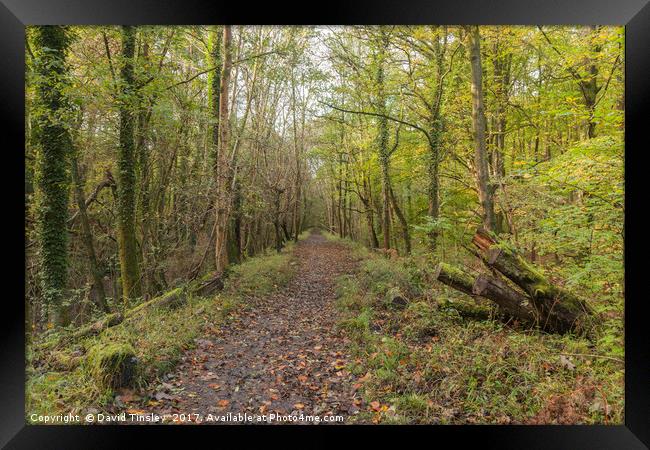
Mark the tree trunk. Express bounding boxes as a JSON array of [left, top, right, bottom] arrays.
[[435, 263, 475, 296], [426, 125, 441, 251], [389, 184, 411, 254], [33, 26, 72, 326], [472, 274, 537, 324], [214, 25, 233, 273], [116, 25, 142, 305], [362, 178, 380, 249], [491, 41, 510, 179], [208, 26, 223, 177], [375, 29, 391, 250], [436, 264, 538, 327], [467, 25, 497, 232]]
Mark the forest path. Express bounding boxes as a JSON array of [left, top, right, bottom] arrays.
[[150, 231, 364, 424]]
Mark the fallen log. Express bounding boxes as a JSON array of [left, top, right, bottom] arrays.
[[472, 228, 595, 334], [472, 274, 538, 324], [36, 312, 124, 352], [435, 263, 475, 296], [436, 263, 537, 326], [192, 272, 224, 297], [35, 288, 186, 353], [128, 287, 186, 316], [72, 312, 124, 340]]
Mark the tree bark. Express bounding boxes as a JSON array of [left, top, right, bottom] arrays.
[[467, 25, 497, 232], [472, 274, 537, 323], [116, 25, 142, 304], [389, 183, 411, 254], [436, 264, 538, 327], [214, 25, 233, 273], [375, 29, 392, 249], [435, 263, 475, 296]]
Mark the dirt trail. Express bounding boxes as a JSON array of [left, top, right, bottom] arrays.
[[151, 231, 363, 424]]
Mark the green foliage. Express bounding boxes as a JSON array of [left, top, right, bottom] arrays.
[[356, 256, 425, 300]]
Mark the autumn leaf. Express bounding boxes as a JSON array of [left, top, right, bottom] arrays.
[[217, 399, 230, 407], [332, 359, 346, 370], [358, 372, 371, 382], [294, 403, 305, 409], [369, 401, 381, 411]]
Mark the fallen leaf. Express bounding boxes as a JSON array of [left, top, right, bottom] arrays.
[[294, 403, 305, 410], [218, 399, 230, 407], [559, 355, 576, 371]]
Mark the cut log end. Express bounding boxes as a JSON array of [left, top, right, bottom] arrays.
[[472, 227, 497, 252]]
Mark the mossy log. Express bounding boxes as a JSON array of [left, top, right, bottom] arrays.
[[127, 287, 186, 316], [472, 274, 538, 325], [436, 263, 537, 326], [440, 300, 492, 321], [71, 312, 124, 340], [192, 272, 224, 297], [36, 313, 124, 352], [472, 228, 595, 334], [36, 288, 185, 353], [86, 342, 138, 389], [435, 263, 476, 296]]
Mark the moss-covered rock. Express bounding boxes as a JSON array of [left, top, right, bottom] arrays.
[[86, 342, 138, 389], [385, 287, 408, 310]]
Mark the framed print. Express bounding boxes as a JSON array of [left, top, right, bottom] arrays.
[[2, 0, 648, 447]]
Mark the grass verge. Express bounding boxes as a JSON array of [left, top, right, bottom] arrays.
[[26, 246, 296, 422], [329, 235, 623, 425]]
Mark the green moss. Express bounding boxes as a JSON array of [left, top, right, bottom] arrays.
[[439, 262, 474, 286], [128, 287, 185, 315], [86, 342, 137, 389]]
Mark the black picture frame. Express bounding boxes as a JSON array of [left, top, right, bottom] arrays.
[[2, 0, 648, 448]]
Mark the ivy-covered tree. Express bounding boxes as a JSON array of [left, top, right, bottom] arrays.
[[32, 25, 73, 326], [116, 25, 141, 304]]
